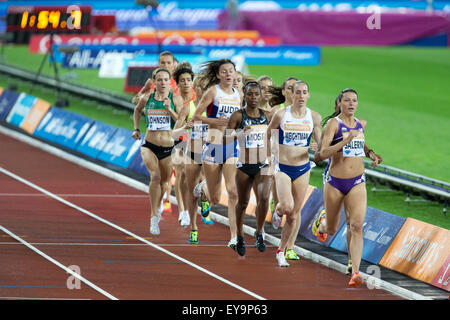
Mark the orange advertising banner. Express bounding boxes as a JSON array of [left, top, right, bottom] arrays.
[[379, 218, 450, 285], [21, 99, 51, 134], [431, 254, 450, 292]]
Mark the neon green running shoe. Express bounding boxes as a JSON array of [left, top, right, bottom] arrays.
[[201, 214, 214, 225], [270, 199, 275, 213], [189, 230, 198, 244], [312, 209, 327, 242], [285, 249, 300, 260], [346, 259, 353, 275], [201, 199, 210, 217]]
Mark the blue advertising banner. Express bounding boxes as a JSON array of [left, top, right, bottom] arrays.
[[329, 207, 407, 265], [57, 43, 320, 68], [5, 93, 37, 127], [57, 44, 203, 68], [75, 121, 118, 159], [0, 90, 20, 121], [33, 107, 94, 150], [298, 187, 347, 247], [97, 127, 143, 168], [203, 46, 321, 65]]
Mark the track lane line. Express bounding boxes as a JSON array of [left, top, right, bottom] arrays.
[[0, 166, 266, 300], [0, 225, 117, 300]]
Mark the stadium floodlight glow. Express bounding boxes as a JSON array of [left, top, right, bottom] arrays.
[[135, 0, 159, 9]]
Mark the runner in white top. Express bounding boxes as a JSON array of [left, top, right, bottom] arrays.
[[266, 80, 322, 267], [192, 59, 241, 250]]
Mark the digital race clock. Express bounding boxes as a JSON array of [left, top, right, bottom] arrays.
[[6, 5, 92, 43]]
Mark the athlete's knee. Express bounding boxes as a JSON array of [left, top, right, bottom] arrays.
[[236, 200, 249, 213], [150, 172, 162, 184], [285, 212, 297, 225], [209, 194, 221, 205], [349, 221, 363, 234], [227, 189, 238, 205], [277, 202, 293, 216]]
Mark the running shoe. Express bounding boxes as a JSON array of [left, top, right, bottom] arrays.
[[150, 216, 160, 235], [312, 209, 327, 242], [236, 235, 246, 256], [348, 272, 364, 288], [285, 249, 300, 260], [270, 198, 275, 214], [346, 259, 353, 275], [189, 230, 198, 244], [193, 179, 206, 198], [227, 237, 237, 251], [201, 199, 210, 217], [272, 210, 283, 230], [254, 232, 266, 252], [163, 200, 172, 213], [201, 215, 214, 225], [180, 211, 190, 227], [276, 251, 290, 267]]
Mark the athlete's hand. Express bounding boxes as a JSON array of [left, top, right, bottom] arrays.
[[163, 97, 171, 110], [346, 130, 360, 142], [186, 119, 194, 129], [370, 153, 383, 167], [132, 129, 141, 140], [216, 114, 228, 126], [309, 141, 318, 152]]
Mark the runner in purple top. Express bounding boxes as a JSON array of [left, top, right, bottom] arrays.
[[311, 88, 381, 287]]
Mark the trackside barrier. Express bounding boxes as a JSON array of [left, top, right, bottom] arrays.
[[0, 88, 448, 293], [379, 218, 450, 292]]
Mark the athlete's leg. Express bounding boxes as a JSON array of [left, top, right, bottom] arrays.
[[172, 148, 185, 213], [141, 147, 162, 219], [223, 157, 238, 239], [274, 171, 294, 252], [235, 169, 253, 237], [202, 162, 223, 205], [252, 173, 273, 234], [320, 182, 345, 235], [185, 161, 202, 232], [344, 182, 367, 275], [285, 171, 310, 251]]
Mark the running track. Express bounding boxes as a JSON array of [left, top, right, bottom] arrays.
[[0, 131, 402, 301]]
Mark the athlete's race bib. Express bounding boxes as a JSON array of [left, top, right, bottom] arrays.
[[283, 123, 312, 147], [342, 131, 365, 157], [190, 122, 209, 140], [147, 109, 171, 131], [245, 125, 267, 148], [216, 97, 240, 119]]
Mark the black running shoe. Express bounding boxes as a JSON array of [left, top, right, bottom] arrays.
[[254, 232, 266, 252], [236, 235, 246, 256]]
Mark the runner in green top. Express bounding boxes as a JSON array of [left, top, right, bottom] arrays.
[[132, 67, 187, 236]]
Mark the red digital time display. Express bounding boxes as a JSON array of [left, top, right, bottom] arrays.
[[6, 5, 92, 33]]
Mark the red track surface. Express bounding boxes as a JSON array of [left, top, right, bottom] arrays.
[[0, 132, 402, 300]]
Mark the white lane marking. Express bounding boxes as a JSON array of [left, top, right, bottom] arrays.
[[0, 193, 147, 198], [0, 167, 266, 300], [0, 225, 117, 300]]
